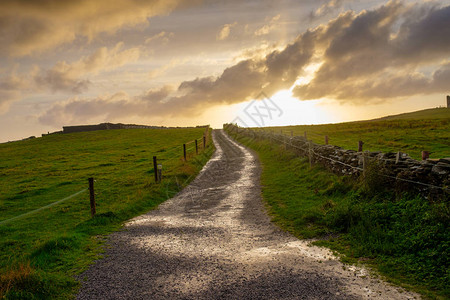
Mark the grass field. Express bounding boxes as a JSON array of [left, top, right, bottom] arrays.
[[0, 127, 214, 299], [257, 108, 450, 160], [376, 107, 450, 121], [226, 126, 449, 299]]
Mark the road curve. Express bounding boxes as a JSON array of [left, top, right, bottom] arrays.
[[77, 129, 419, 299]]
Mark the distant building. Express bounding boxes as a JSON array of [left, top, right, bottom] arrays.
[[447, 95, 450, 108]]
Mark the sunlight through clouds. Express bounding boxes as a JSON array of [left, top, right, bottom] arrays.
[[0, 0, 448, 142]]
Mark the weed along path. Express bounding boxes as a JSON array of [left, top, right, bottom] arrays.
[[77, 130, 419, 299]]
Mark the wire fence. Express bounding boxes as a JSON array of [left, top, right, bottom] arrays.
[[0, 127, 212, 226], [228, 125, 449, 194], [257, 126, 449, 160]]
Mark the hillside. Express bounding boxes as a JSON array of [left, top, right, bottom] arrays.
[[371, 107, 450, 121], [259, 108, 450, 160], [0, 127, 213, 298]]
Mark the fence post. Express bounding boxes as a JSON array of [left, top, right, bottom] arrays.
[[203, 136, 206, 149], [183, 144, 187, 161], [88, 177, 96, 217], [422, 151, 430, 161], [153, 156, 158, 183], [304, 131, 307, 140], [358, 141, 364, 152], [362, 151, 369, 178], [309, 142, 313, 168], [325, 135, 329, 145], [157, 164, 162, 182], [290, 130, 293, 137], [195, 139, 198, 155], [395, 151, 402, 164]]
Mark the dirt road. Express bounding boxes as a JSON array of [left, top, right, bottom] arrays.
[[77, 130, 419, 299]]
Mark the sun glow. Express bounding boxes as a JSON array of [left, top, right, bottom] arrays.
[[229, 88, 333, 128], [269, 89, 330, 125]]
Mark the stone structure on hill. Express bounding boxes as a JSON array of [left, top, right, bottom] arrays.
[[41, 123, 209, 136], [62, 123, 164, 134]]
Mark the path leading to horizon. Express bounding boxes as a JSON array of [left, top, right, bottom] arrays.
[[77, 130, 419, 299]]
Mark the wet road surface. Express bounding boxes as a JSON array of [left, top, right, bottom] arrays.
[[77, 130, 419, 299]]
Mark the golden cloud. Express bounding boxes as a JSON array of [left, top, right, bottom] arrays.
[[0, 0, 202, 56], [34, 43, 141, 93]]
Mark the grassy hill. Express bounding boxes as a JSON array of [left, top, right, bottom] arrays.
[[373, 107, 450, 121], [258, 108, 450, 160], [0, 128, 213, 298]]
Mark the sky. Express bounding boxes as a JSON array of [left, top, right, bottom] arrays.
[[0, 0, 449, 142]]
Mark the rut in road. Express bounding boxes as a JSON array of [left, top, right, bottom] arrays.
[[77, 130, 419, 300]]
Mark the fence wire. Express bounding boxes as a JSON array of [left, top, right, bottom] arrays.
[[1, 128, 211, 226], [234, 127, 449, 192]]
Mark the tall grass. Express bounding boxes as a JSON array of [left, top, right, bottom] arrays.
[[0, 128, 214, 298]]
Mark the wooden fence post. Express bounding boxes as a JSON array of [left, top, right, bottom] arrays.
[[195, 139, 198, 155], [362, 151, 369, 178], [304, 131, 307, 140], [153, 156, 158, 183], [325, 135, 329, 145], [309, 142, 313, 168], [422, 151, 430, 160], [395, 151, 402, 164], [358, 141, 364, 152], [157, 164, 162, 182], [203, 136, 206, 149], [88, 177, 96, 217], [290, 130, 293, 137], [183, 144, 187, 161]]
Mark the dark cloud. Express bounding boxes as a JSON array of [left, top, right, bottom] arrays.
[[293, 1, 450, 101], [393, 4, 450, 63]]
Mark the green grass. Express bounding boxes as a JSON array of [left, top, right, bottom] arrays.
[[376, 107, 450, 121], [0, 127, 214, 299], [227, 129, 449, 300], [257, 109, 450, 160]]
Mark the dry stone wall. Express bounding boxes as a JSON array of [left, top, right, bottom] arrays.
[[225, 124, 449, 198]]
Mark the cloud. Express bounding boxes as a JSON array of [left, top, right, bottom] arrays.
[[309, 0, 345, 21], [254, 14, 281, 36], [34, 43, 140, 93], [293, 1, 450, 101], [0, 0, 203, 57], [217, 22, 238, 40], [0, 74, 29, 113], [39, 1, 450, 125], [145, 31, 174, 44], [39, 31, 315, 125], [148, 58, 186, 79], [38, 88, 174, 126]]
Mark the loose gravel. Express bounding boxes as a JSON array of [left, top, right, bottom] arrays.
[[76, 130, 420, 299]]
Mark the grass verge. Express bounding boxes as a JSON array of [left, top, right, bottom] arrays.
[[227, 129, 449, 300]]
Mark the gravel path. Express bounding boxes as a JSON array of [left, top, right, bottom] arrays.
[[77, 130, 419, 299]]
